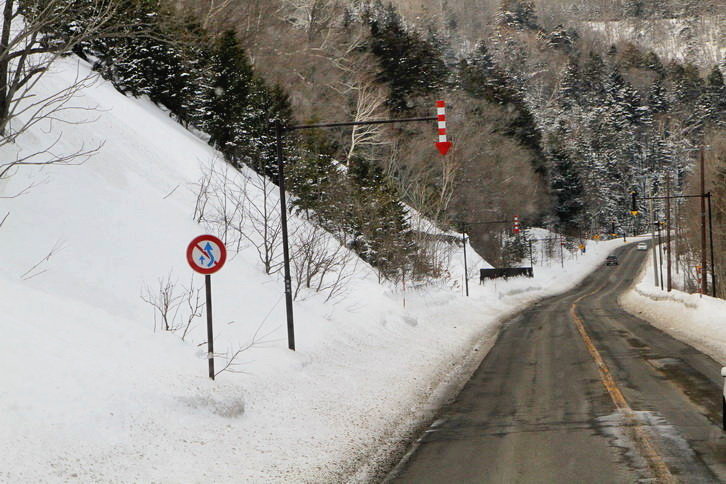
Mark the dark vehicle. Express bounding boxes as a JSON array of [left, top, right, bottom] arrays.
[[605, 255, 619, 266]]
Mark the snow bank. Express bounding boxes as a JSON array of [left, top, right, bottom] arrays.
[[620, 252, 726, 365], [1, 55, 629, 482]]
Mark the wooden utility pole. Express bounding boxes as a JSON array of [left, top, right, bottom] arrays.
[[649, 194, 659, 287], [700, 148, 708, 295], [657, 221, 664, 289], [666, 172, 672, 292]]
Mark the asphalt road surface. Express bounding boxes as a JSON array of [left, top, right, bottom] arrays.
[[388, 244, 725, 483]]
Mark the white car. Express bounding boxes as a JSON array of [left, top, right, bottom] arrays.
[[637, 242, 648, 250]]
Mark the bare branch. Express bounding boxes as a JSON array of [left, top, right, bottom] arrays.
[[163, 184, 180, 200], [20, 239, 66, 280]]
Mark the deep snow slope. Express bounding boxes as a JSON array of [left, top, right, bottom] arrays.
[[0, 56, 628, 482]]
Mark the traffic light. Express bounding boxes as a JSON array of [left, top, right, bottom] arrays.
[[630, 192, 639, 216]]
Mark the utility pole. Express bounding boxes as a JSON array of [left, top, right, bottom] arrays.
[[635, 187, 716, 295], [528, 239, 534, 274], [274, 110, 446, 348], [656, 221, 664, 289], [461, 225, 469, 297], [708, 192, 716, 297], [275, 120, 295, 351], [700, 148, 708, 295], [666, 172, 672, 292], [674, 202, 680, 275], [648, 192, 659, 287]]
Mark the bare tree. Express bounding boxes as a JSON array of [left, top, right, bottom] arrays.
[[290, 222, 355, 301], [240, 167, 283, 274], [0, 0, 146, 182], [142, 273, 183, 333], [141, 273, 204, 338], [343, 75, 389, 164], [280, 0, 341, 41], [193, 161, 247, 249]]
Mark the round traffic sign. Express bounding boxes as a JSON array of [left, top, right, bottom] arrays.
[[187, 234, 227, 275]]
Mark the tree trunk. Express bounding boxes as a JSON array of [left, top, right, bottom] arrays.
[[0, 0, 14, 136]]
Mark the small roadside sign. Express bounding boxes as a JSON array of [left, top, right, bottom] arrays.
[[186, 234, 227, 381], [187, 234, 227, 275]]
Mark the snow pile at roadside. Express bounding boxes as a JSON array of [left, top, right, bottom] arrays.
[[1, 55, 627, 482], [620, 253, 726, 365]]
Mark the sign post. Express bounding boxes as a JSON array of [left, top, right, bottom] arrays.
[[186, 234, 227, 380]]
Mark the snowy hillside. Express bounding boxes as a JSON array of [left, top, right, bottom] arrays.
[[582, 15, 724, 67], [0, 55, 630, 482]]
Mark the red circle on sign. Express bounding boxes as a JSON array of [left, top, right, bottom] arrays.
[[187, 234, 227, 275]]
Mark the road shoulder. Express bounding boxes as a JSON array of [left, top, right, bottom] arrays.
[[619, 255, 726, 366]]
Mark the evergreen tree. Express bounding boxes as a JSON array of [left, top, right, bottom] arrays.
[[693, 65, 726, 129], [348, 158, 415, 278], [603, 67, 644, 131], [366, 4, 448, 112], [647, 78, 669, 114], [581, 53, 606, 106], [497, 0, 538, 30], [548, 133, 585, 233], [459, 42, 544, 172], [668, 62, 703, 106], [557, 57, 582, 110], [643, 51, 665, 77], [204, 30, 254, 161]]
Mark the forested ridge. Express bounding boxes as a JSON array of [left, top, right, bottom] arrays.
[[6, 0, 724, 293]]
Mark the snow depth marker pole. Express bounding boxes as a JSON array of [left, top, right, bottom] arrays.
[[435, 101, 452, 156], [722, 367, 726, 430]]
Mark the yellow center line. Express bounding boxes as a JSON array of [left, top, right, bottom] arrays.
[[570, 288, 676, 483]]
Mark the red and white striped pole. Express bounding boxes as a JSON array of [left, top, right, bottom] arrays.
[[513, 215, 520, 234], [435, 101, 452, 156]]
